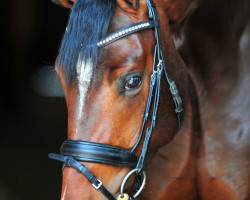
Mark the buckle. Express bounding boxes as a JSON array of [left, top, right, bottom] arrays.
[[157, 60, 163, 67], [92, 179, 102, 189]]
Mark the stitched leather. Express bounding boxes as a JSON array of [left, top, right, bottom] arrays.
[[60, 140, 138, 168]]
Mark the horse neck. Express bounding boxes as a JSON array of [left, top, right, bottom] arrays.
[[184, 0, 250, 108]]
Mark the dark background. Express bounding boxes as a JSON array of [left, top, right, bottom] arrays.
[[0, 0, 70, 199]]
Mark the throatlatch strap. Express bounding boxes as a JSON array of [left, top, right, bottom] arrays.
[[48, 153, 116, 200]]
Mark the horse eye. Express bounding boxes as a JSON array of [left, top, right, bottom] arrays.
[[125, 76, 142, 91]]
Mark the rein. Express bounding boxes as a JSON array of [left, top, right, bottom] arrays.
[[49, 0, 183, 199]]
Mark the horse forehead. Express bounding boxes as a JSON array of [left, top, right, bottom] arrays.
[[115, 35, 143, 56], [100, 34, 145, 68]]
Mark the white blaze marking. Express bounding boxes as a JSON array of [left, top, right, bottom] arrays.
[[61, 182, 67, 200], [76, 56, 93, 119]]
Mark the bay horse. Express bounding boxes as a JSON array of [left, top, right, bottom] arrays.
[[49, 0, 250, 199]]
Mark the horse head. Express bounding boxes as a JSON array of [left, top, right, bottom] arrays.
[[49, 0, 200, 199]]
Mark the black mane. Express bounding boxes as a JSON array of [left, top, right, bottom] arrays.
[[57, 0, 116, 86]]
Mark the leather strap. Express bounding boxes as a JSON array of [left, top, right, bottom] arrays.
[[147, 0, 183, 131], [48, 153, 116, 200], [60, 140, 138, 168], [131, 0, 183, 171]]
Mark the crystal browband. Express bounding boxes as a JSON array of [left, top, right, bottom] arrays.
[[97, 19, 160, 48]]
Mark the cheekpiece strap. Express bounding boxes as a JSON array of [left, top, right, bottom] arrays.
[[97, 19, 160, 48], [60, 140, 138, 168]]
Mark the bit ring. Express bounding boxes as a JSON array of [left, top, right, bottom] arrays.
[[120, 168, 146, 198]]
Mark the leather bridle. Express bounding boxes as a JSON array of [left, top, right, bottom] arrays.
[[49, 0, 183, 199]]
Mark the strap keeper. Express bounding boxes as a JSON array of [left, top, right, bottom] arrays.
[[151, 115, 156, 121]]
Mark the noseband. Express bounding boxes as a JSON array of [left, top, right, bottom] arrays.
[[49, 0, 183, 199]]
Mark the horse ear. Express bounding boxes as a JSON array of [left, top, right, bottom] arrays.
[[117, 0, 140, 11], [51, 0, 74, 9]]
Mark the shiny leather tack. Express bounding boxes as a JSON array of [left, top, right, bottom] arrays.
[[60, 140, 138, 167], [49, 0, 183, 199]]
